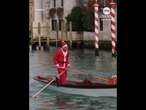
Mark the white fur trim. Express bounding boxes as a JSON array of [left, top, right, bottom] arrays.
[[62, 44, 68, 48], [56, 64, 59, 67]]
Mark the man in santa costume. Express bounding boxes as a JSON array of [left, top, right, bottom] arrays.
[[54, 40, 70, 85]]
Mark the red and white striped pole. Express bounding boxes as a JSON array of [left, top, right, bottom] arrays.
[[94, 0, 99, 56], [110, 1, 117, 56]]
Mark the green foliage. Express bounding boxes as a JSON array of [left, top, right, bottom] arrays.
[[82, 9, 94, 31], [70, 7, 84, 31], [66, 7, 94, 32]]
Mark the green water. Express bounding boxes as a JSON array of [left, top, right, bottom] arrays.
[[29, 47, 117, 110]]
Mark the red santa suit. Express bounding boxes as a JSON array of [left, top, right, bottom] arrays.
[[108, 79, 117, 85], [54, 41, 70, 85]]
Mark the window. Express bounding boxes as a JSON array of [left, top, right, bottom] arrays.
[[52, 20, 57, 30], [61, 0, 63, 7], [54, 0, 56, 8], [52, 19, 63, 31], [59, 19, 62, 30], [100, 18, 103, 31]]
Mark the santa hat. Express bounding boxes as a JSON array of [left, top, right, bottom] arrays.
[[61, 40, 68, 48]]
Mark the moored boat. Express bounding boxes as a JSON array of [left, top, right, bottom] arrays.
[[33, 75, 117, 97]]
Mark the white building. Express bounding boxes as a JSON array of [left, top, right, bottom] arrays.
[[32, 0, 48, 39], [29, 0, 34, 36], [32, 0, 77, 41], [30, 0, 117, 43]]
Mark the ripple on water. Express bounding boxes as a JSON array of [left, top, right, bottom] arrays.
[[29, 48, 117, 110]]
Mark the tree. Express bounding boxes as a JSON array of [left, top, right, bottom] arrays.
[[67, 7, 84, 31], [66, 6, 94, 32], [82, 7, 94, 31]]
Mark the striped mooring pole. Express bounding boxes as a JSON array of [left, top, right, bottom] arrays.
[[110, 1, 117, 56], [94, 1, 99, 56]]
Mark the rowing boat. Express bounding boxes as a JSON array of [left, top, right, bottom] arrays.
[[33, 75, 117, 97]]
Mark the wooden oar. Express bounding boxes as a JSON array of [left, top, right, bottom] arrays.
[[32, 70, 66, 98]]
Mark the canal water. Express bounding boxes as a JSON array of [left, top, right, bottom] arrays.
[[29, 47, 117, 110]]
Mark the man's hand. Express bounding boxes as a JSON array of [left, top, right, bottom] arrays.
[[65, 64, 71, 71], [56, 74, 59, 79], [67, 64, 71, 68], [56, 64, 59, 68], [56, 76, 59, 80]]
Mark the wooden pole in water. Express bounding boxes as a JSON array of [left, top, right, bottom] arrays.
[[38, 22, 41, 50], [55, 16, 59, 47], [94, 0, 99, 56], [46, 21, 50, 48], [61, 20, 64, 40], [30, 21, 33, 52], [69, 21, 72, 48], [29, 45, 32, 52], [64, 21, 66, 40], [31, 21, 33, 42]]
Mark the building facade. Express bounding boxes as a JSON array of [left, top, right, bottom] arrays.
[[29, 0, 34, 37], [30, 0, 117, 43], [31, 0, 77, 41]]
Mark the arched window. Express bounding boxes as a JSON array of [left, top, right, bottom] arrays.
[[52, 19, 57, 30]]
